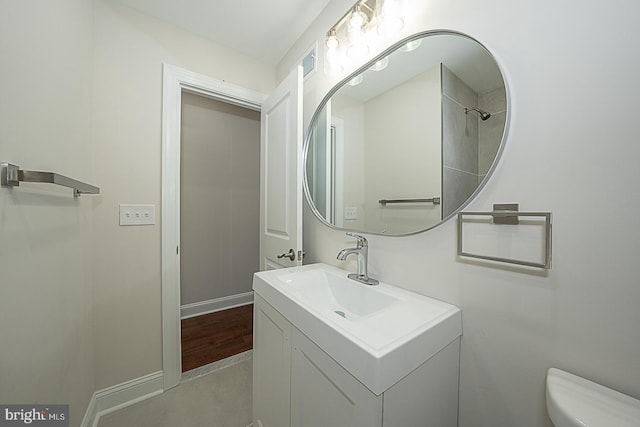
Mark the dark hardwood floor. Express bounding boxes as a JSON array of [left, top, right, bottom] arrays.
[[181, 304, 254, 372]]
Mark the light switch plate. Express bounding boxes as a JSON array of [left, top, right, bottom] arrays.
[[345, 207, 358, 220], [119, 204, 156, 226]]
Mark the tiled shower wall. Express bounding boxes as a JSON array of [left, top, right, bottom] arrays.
[[478, 87, 507, 180], [441, 65, 506, 218], [441, 64, 479, 218]]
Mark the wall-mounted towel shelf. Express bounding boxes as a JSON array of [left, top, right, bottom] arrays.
[[1, 162, 100, 197], [379, 197, 441, 206], [457, 204, 552, 269]]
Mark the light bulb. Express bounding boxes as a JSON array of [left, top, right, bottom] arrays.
[[399, 39, 422, 52], [349, 6, 367, 30], [326, 30, 339, 50], [369, 56, 389, 71], [376, 0, 404, 36], [348, 75, 364, 86], [324, 29, 344, 77]]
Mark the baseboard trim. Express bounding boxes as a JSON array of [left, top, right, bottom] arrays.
[[182, 350, 253, 382], [80, 393, 98, 427], [81, 371, 164, 427], [180, 291, 254, 319]]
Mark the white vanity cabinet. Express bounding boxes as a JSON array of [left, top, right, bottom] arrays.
[[290, 328, 383, 427], [253, 295, 461, 427], [253, 295, 291, 427]]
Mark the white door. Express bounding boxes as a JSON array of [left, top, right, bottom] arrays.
[[259, 66, 303, 270]]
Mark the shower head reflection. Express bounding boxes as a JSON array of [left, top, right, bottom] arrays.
[[464, 107, 491, 121]]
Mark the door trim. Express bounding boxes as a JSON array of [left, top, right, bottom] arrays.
[[161, 64, 267, 390]]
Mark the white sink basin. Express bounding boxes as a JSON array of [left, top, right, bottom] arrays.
[[252, 263, 461, 395], [281, 267, 399, 318]]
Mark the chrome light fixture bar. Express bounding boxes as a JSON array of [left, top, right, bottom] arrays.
[[326, 0, 378, 42], [324, 0, 404, 75]]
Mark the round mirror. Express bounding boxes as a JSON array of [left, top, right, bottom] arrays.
[[304, 30, 509, 235]]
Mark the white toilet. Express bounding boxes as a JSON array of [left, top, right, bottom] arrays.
[[546, 368, 640, 427]]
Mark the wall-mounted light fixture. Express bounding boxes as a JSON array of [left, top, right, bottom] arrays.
[[324, 0, 404, 76]]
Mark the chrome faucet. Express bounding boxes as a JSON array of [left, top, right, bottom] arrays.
[[336, 233, 379, 286]]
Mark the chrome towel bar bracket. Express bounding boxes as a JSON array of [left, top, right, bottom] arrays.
[[1, 162, 100, 197]]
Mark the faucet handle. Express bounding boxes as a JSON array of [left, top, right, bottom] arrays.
[[346, 232, 368, 247]]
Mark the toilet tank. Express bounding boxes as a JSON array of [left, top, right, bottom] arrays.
[[546, 368, 640, 427]]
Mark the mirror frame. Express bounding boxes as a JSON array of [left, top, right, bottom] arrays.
[[303, 29, 511, 236]]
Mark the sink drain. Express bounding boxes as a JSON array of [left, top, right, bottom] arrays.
[[334, 310, 346, 318]]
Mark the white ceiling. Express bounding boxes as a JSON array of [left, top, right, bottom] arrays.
[[115, 0, 331, 65]]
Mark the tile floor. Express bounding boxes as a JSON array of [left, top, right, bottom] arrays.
[[97, 357, 252, 427]]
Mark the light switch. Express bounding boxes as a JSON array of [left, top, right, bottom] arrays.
[[345, 207, 358, 220], [119, 204, 156, 226]]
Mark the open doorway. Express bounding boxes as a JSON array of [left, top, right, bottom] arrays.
[[178, 92, 259, 373], [161, 64, 301, 389], [161, 64, 268, 390]]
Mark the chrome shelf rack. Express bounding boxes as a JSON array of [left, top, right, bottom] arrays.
[[1, 162, 100, 197]]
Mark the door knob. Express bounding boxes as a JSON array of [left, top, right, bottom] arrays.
[[277, 249, 296, 261]]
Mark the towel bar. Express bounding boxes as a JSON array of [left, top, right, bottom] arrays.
[[379, 197, 441, 205], [1, 162, 100, 197], [457, 204, 552, 269]]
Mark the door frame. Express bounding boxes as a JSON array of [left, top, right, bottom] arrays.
[[161, 64, 267, 390]]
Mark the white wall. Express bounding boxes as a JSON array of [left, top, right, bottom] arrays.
[[1, 0, 276, 419], [91, 0, 275, 389], [282, 1, 640, 426], [0, 1, 96, 425], [364, 66, 441, 234], [331, 95, 366, 229], [180, 93, 260, 306]]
